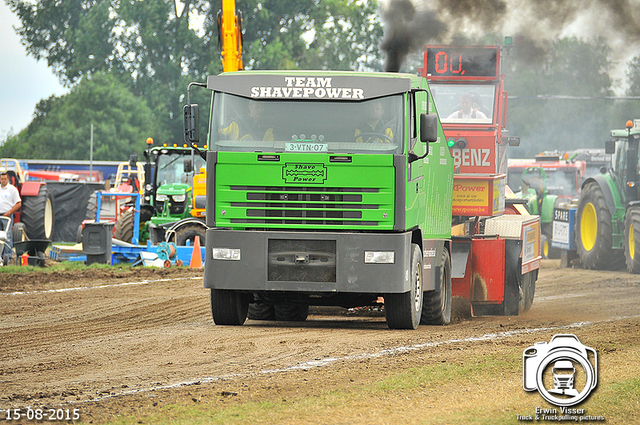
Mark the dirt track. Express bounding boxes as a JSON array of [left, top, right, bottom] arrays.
[[1, 261, 639, 423]]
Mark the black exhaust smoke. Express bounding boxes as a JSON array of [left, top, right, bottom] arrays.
[[379, 0, 640, 73], [379, 0, 446, 72]]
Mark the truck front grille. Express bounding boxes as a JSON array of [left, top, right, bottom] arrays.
[[224, 186, 386, 228]]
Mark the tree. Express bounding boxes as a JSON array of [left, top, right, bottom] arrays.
[[7, 0, 384, 146], [626, 56, 640, 96], [0, 73, 156, 160]]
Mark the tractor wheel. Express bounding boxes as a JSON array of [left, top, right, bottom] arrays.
[[174, 223, 206, 247], [575, 182, 624, 270], [540, 234, 549, 259], [385, 244, 423, 329], [12, 222, 27, 244], [210, 289, 249, 325], [85, 191, 98, 220], [114, 208, 134, 242], [624, 207, 640, 273], [21, 184, 54, 240], [421, 246, 452, 325]]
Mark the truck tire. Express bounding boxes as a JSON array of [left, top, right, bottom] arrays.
[[174, 223, 206, 247], [385, 244, 423, 330], [21, 184, 54, 240], [274, 304, 309, 321], [247, 303, 276, 320], [210, 289, 249, 325], [114, 208, 134, 242], [624, 207, 640, 273], [575, 182, 624, 270], [421, 246, 452, 325]]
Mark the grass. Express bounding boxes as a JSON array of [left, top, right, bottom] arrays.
[[0, 261, 133, 274]]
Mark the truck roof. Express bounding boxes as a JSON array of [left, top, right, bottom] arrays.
[[207, 70, 422, 100]]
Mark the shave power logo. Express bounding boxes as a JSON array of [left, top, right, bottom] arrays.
[[282, 163, 327, 184], [518, 334, 605, 422]]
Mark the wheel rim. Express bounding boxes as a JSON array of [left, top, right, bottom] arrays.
[[630, 223, 635, 260], [581, 203, 598, 251], [543, 239, 549, 258], [413, 261, 422, 313], [44, 198, 54, 239]]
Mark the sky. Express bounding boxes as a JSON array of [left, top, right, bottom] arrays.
[[0, 1, 68, 138]]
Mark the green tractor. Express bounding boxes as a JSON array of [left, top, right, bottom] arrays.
[[114, 140, 207, 246], [516, 166, 560, 258], [575, 119, 640, 272]]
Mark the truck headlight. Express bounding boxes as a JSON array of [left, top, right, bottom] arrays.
[[156, 194, 168, 202], [172, 194, 186, 202], [212, 248, 241, 261], [364, 251, 395, 264]]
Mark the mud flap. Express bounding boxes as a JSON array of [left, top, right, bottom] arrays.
[[503, 239, 523, 316]]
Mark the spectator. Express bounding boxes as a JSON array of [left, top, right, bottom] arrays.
[[0, 171, 22, 259]]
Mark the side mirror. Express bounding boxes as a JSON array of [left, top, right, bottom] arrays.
[[184, 104, 200, 144], [420, 113, 438, 143], [605, 140, 615, 155], [183, 158, 193, 174]]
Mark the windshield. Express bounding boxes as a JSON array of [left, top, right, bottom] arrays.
[[210, 94, 404, 154], [431, 83, 495, 124], [156, 152, 204, 186]]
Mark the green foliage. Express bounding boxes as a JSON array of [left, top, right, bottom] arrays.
[[504, 37, 630, 158], [6, 0, 383, 154], [0, 73, 156, 160], [626, 56, 640, 96]]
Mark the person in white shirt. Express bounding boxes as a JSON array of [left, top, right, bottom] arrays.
[[0, 172, 22, 259], [447, 92, 488, 120]]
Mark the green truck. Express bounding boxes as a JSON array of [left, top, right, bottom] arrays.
[[184, 71, 453, 329]]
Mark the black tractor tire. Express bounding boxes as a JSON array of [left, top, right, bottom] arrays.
[[21, 184, 54, 240], [210, 289, 249, 325], [274, 304, 309, 321], [174, 223, 206, 247], [114, 208, 134, 243], [85, 191, 98, 220], [624, 207, 640, 273], [385, 244, 423, 330], [575, 182, 624, 270], [421, 246, 452, 325], [541, 225, 561, 259], [12, 222, 27, 244]]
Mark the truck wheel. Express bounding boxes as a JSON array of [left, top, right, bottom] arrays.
[[114, 208, 134, 242], [12, 222, 27, 243], [624, 207, 640, 273], [247, 303, 275, 320], [421, 246, 452, 325], [174, 223, 206, 246], [22, 184, 54, 240], [274, 304, 309, 321], [210, 289, 249, 325], [385, 244, 423, 330], [575, 182, 624, 270]]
